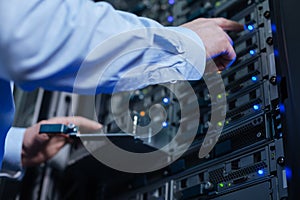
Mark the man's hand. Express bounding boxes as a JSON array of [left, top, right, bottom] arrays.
[[22, 116, 102, 167], [181, 17, 244, 71]]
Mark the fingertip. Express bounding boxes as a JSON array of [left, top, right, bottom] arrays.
[[217, 18, 244, 32], [226, 57, 236, 69], [90, 121, 103, 130], [97, 123, 103, 129]]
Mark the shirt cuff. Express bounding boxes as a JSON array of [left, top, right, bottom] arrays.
[[1, 127, 25, 179]]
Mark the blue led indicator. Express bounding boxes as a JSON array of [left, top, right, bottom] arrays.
[[276, 75, 282, 83], [277, 124, 282, 129], [251, 76, 258, 82], [279, 133, 283, 137], [253, 104, 261, 111], [285, 167, 292, 180], [167, 16, 174, 23], [279, 103, 286, 113], [271, 24, 277, 32], [249, 50, 256, 56], [168, 0, 175, 5], [274, 49, 279, 56], [258, 169, 264, 175], [247, 24, 254, 31], [162, 121, 169, 128], [162, 97, 170, 104]]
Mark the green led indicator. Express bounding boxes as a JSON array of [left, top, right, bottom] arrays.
[[271, 153, 275, 158], [218, 122, 223, 127], [226, 120, 230, 125], [142, 89, 148, 94], [219, 183, 224, 188], [217, 94, 222, 99], [228, 183, 232, 187]]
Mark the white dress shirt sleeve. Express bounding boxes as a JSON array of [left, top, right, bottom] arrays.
[[0, 0, 206, 94], [1, 127, 25, 179]]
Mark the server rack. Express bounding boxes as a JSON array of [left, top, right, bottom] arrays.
[[1, 0, 298, 199]]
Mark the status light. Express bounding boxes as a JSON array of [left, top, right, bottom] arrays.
[[162, 97, 170, 104], [279, 103, 286, 113], [219, 183, 224, 188], [249, 49, 256, 56], [274, 49, 279, 56], [258, 169, 264, 175], [285, 167, 292, 180], [167, 16, 174, 23], [271, 24, 277, 32], [252, 76, 258, 82], [162, 121, 168, 128], [253, 104, 261, 111], [168, 0, 175, 5], [247, 24, 255, 31], [140, 111, 146, 117]]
